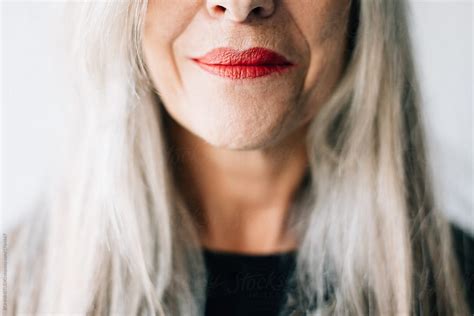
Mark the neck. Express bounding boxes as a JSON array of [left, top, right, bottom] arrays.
[[166, 116, 310, 254]]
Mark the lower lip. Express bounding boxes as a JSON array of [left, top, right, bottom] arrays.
[[192, 61, 294, 79]]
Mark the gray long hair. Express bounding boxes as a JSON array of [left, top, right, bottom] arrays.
[[5, 0, 470, 315]]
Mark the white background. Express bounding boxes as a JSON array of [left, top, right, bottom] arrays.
[[1, 1, 473, 235]]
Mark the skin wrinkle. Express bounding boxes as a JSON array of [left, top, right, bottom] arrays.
[[142, 0, 351, 253]]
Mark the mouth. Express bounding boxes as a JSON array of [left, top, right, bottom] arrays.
[[190, 47, 296, 80]]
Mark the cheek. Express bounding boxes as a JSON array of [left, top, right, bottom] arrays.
[[144, 0, 200, 39], [142, 35, 180, 111], [288, 0, 350, 114], [289, 0, 350, 43], [142, 1, 200, 97]]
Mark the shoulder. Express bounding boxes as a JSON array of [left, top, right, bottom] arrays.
[[450, 222, 474, 312]]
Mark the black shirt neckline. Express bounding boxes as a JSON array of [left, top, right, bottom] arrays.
[[203, 246, 298, 316], [202, 246, 298, 259]]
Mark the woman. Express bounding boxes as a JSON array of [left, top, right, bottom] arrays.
[[5, 0, 473, 315]]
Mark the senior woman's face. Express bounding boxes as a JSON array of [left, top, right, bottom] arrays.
[[142, 0, 351, 149]]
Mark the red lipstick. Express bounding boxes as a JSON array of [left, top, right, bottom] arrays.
[[191, 47, 295, 79]]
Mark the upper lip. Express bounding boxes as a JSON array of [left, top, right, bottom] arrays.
[[191, 47, 294, 66]]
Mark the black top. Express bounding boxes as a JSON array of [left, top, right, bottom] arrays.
[[203, 223, 474, 316], [203, 247, 296, 316]]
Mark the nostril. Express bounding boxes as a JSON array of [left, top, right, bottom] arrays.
[[253, 7, 263, 16], [208, 3, 274, 21], [213, 5, 226, 15]]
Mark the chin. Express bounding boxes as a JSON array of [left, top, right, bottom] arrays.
[[165, 96, 297, 150], [194, 118, 285, 150], [203, 136, 267, 150]]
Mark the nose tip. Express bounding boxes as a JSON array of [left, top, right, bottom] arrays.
[[206, 0, 275, 23]]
